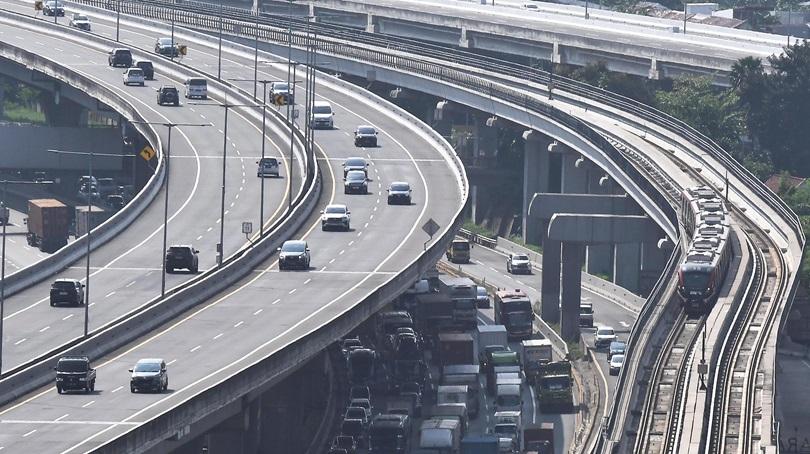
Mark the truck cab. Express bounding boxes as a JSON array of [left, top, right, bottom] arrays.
[[445, 237, 471, 263]]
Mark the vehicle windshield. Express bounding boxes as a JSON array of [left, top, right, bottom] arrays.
[[390, 183, 410, 191], [494, 425, 517, 436], [681, 270, 710, 292], [313, 105, 332, 114], [281, 242, 306, 253], [540, 375, 571, 390], [168, 247, 189, 255], [580, 305, 593, 314], [74, 14, 88, 21], [341, 420, 362, 435], [597, 328, 615, 337], [273, 83, 289, 91], [260, 158, 277, 166], [57, 360, 87, 372], [452, 241, 470, 251], [612, 354, 625, 365], [188, 79, 206, 86], [325, 206, 346, 214], [477, 286, 487, 297], [346, 408, 365, 419], [53, 281, 75, 290], [158, 37, 174, 46], [513, 254, 529, 261], [507, 312, 533, 324], [497, 394, 521, 407], [357, 126, 375, 134], [134, 362, 161, 373], [137, 61, 153, 69], [347, 171, 366, 182], [346, 158, 365, 167], [128, 69, 143, 76]]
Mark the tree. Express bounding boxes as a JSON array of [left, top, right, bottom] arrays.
[[655, 76, 744, 154]]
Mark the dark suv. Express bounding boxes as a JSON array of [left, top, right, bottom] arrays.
[[157, 86, 180, 106], [50, 279, 85, 306], [130, 358, 168, 393], [134, 60, 155, 80], [579, 303, 594, 328], [278, 240, 310, 270], [108, 48, 133, 67], [55, 356, 96, 394], [165, 245, 199, 273]]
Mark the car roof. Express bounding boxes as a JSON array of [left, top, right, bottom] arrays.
[[326, 203, 348, 210], [597, 326, 615, 332], [345, 157, 366, 163], [390, 181, 410, 187], [135, 358, 165, 364], [169, 244, 193, 248], [283, 240, 307, 246], [54, 278, 80, 283], [314, 100, 331, 106]]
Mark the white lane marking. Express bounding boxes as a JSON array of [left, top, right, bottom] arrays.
[[125, 281, 136, 288], [253, 309, 263, 315], [189, 345, 202, 353], [62, 314, 74, 321], [234, 321, 244, 328], [54, 414, 69, 423], [357, 231, 363, 237], [348, 241, 354, 246], [364, 222, 369, 228], [801, 359, 810, 371], [320, 267, 327, 272], [39, 326, 50, 333], [22, 430, 36, 437], [104, 291, 116, 298], [339, 250, 345, 255], [207, 227, 213, 232], [196, 235, 203, 241], [111, 386, 123, 394], [14, 338, 25, 345], [619, 321, 630, 328], [304, 279, 311, 285], [81, 401, 95, 409], [329, 258, 336, 264], [271, 299, 281, 305], [288, 288, 297, 295], [369, 215, 374, 220], [529, 386, 538, 424], [1, 420, 137, 426], [88, 303, 96, 307], [167, 359, 178, 366], [213, 333, 224, 340]]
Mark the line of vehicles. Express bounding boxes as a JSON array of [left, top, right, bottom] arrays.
[[53, 355, 168, 394], [328, 272, 567, 454]]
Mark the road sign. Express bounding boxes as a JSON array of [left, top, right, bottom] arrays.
[[241, 221, 253, 235], [139, 145, 156, 161], [422, 218, 440, 237]]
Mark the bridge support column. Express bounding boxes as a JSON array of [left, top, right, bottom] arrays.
[[586, 244, 613, 278], [522, 131, 551, 246], [561, 151, 588, 194], [459, 26, 470, 48], [366, 13, 377, 33], [541, 239, 561, 324], [560, 242, 584, 341], [649, 57, 660, 80], [614, 242, 641, 293], [0, 83, 4, 119], [243, 399, 262, 454]]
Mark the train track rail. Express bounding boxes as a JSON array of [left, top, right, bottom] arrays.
[[707, 225, 785, 454]]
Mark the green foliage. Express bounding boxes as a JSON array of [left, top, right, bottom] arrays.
[[462, 220, 497, 239], [507, 235, 542, 254], [561, 62, 655, 105], [2, 103, 46, 124], [654, 76, 745, 154]]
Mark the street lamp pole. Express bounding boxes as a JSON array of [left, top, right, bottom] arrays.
[[288, 61, 300, 209], [116, 0, 121, 42], [218, 0, 224, 80], [253, 4, 260, 100], [170, 0, 176, 62]]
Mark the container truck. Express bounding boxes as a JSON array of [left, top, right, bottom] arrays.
[[438, 333, 477, 366], [521, 339, 554, 384], [437, 276, 478, 329], [420, 418, 461, 453], [74, 205, 109, 237], [523, 423, 554, 454], [536, 360, 574, 412], [26, 199, 69, 253], [446, 237, 471, 263], [476, 325, 508, 366], [460, 435, 499, 454]]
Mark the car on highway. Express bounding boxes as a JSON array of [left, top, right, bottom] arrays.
[[349, 385, 371, 402], [78, 182, 100, 202], [594, 326, 617, 349], [49, 278, 85, 307], [69, 13, 91, 31], [278, 240, 311, 270], [330, 435, 357, 454], [344, 170, 369, 195], [54, 355, 95, 394], [353, 125, 378, 147], [608, 341, 626, 361], [506, 253, 531, 274], [399, 381, 423, 417], [341, 418, 366, 448], [43, 0, 65, 16], [156, 85, 180, 106], [256, 157, 280, 177], [609, 353, 625, 375], [342, 157, 368, 177], [184, 77, 208, 99], [345, 406, 370, 428], [321, 204, 351, 231], [341, 337, 363, 359], [387, 182, 412, 205], [122, 68, 145, 86], [310, 100, 334, 129], [579, 302, 594, 327], [134, 60, 155, 80], [476, 285, 491, 308], [129, 358, 168, 393], [96, 177, 118, 197], [108, 47, 133, 67], [165, 245, 199, 273], [105, 194, 125, 211], [154, 37, 179, 57], [269, 81, 293, 105]]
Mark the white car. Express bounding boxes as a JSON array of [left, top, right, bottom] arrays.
[[320, 204, 350, 231], [122, 68, 145, 86], [506, 253, 531, 274], [594, 326, 617, 349], [69, 13, 91, 31], [609, 354, 625, 375]]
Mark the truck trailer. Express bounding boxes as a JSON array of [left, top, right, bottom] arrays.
[[26, 199, 69, 253]]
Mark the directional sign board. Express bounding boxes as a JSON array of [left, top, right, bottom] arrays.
[[139, 145, 156, 161], [422, 218, 440, 237]]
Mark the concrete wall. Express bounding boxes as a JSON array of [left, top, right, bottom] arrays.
[[0, 125, 125, 171]]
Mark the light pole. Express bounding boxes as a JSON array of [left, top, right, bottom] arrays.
[[218, 0, 224, 80], [190, 101, 262, 266], [170, 0, 176, 63], [0, 179, 53, 373], [253, 4, 261, 100], [131, 121, 210, 296], [287, 61, 300, 209], [116, 0, 121, 41]]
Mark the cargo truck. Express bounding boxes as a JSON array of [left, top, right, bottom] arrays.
[[416, 292, 456, 333], [420, 418, 461, 453], [446, 237, 471, 263], [536, 360, 574, 412], [493, 289, 534, 340], [369, 414, 409, 453], [476, 325, 508, 366], [523, 423, 554, 454], [437, 276, 478, 329], [74, 205, 109, 237], [26, 199, 69, 253], [521, 339, 554, 384], [438, 333, 477, 366], [460, 435, 499, 454]]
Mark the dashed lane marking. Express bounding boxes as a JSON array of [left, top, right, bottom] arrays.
[[189, 345, 201, 353]]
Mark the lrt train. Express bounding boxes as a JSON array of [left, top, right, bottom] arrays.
[[677, 186, 733, 314]]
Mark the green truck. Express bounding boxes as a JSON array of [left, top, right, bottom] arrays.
[[535, 360, 574, 412]]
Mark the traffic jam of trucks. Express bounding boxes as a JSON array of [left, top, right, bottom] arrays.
[[327, 272, 566, 454]]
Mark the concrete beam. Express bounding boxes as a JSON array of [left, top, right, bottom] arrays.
[[547, 213, 659, 244], [528, 193, 638, 221], [560, 242, 584, 341]]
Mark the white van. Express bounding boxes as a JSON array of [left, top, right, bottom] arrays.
[[310, 101, 334, 129], [495, 383, 522, 412], [184, 77, 208, 99]]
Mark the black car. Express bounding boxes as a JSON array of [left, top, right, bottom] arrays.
[[105, 194, 125, 211], [55, 356, 96, 394], [342, 157, 368, 177], [50, 279, 85, 306], [134, 60, 155, 80], [278, 240, 310, 270], [354, 125, 378, 147], [157, 86, 180, 106], [129, 358, 168, 393], [387, 182, 412, 205], [165, 245, 199, 273], [332, 435, 357, 454], [154, 37, 179, 57], [341, 419, 365, 448], [344, 170, 369, 194], [43, 0, 65, 16], [108, 48, 133, 67]]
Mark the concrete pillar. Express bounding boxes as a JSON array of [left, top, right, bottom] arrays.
[[649, 57, 660, 80], [366, 13, 377, 33], [459, 27, 470, 48], [0, 83, 4, 119], [613, 242, 641, 293], [522, 131, 550, 245], [471, 184, 478, 224], [552, 41, 562, 64], [561, 152, 588, 194], [541, 239, 561, 324], [560, 242, 584, 342], [586, 244, 613, 278], [243, 399, 262, 454]]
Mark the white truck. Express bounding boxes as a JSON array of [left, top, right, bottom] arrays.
[[521, 339, 553, 384], [420, 418, 462, 453]]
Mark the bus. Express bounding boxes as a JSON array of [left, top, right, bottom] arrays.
[[493, 289, 534, 340], [446, 238, 471, 263]]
